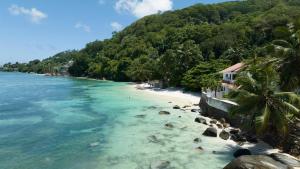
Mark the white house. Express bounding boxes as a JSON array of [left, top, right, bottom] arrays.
[[220, 62, 244, 95]]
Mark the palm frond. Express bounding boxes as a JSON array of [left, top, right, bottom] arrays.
[[255, 104, 271, 135]]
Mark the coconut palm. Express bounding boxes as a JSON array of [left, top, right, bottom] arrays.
[[266, 30, 300, 91], [228, 62, 300, 135]]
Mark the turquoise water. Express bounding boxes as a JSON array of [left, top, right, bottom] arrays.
[[0, 72, 234, 169]]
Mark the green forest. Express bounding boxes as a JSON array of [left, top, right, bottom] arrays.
[[3, 0, 300, 91]]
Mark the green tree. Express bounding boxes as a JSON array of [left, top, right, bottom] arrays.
[[228, 62, 300, 135]]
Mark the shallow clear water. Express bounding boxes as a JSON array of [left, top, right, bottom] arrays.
[[0, 72, 235, 169]]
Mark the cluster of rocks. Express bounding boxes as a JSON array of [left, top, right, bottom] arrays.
[[225, 152, 300, 169], [194, 116, 258, 144]]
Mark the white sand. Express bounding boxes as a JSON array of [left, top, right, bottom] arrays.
[[131, 83, 200, 107]]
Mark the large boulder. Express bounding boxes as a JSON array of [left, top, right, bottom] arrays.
[[233, 149, 252, 158], [224, 155, 289, 169], [269, 153, 300, 168], [219, 130, 230, 140], [202, 127, 218, 137]]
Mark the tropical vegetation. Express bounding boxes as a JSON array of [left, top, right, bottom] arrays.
[[3, 0, 300, 91]]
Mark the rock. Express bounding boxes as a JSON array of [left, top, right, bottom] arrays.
[[269, 153, 300, 168], [210, 119, 218, 124], [233, 149, 252, 158], [183, 105, 191, 108], [150, 160, 170, 169], [246, 135, 258, 143], [219, 130, 230, 140], [223, 123, 230, 128], [148, 135, 160, 143], [202, 127, 218, 137], [148, 106, 157, 109], [230, 128, 241, 135], [224, 155, 289, 169], [195, 117, 206, 124], [135, 114, 146, 118], [178, 116, 182, 118], [165, 123, 174, 128], [89, 142, 100, 147], [219, 118, 226, 124], [159, 111, 170, 115], [191, 109, 198, 112], [193, 138, 201, 143], [168, 101, 172, 103], [196, 146, 204, 151], [216, 123, 223, 129], [173, 105, 180, 109], [231, 133, 247, 143]]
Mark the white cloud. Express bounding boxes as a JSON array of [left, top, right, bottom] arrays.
[[98, 0, 105, 5], [8, 4, 47, 23], [111, 22, 123, 32], [115, 0, 173, 18], [75, 22, 91, 33]]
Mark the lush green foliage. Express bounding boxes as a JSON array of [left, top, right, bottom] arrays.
[[3, 0, 300, 91], [228, 61, 300, 135]]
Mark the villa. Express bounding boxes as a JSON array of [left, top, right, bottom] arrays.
[[220, 62, 244, 95]]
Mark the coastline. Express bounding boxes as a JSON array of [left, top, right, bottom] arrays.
[[128, 82, 280, 155]]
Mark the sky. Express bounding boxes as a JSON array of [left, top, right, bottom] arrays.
[[0, 0, 230, 65]]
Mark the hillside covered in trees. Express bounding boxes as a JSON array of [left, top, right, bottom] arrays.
[[3, 0, 300, 91]]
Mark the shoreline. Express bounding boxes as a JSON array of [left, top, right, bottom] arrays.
[[128, 82, 280, 155]]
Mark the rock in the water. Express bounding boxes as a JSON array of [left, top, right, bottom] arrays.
[[233, 149, 252, 158], [219, 130, 230, 140], [178, 116, 182, 118], [135, 114, 146, 118], [269, 153, 300, 168], [195, 117, 206, 124], [173, 105, 180, 109], [183, 105, 191, 108], [89, 142, 100, 147], [224, 155, 289, 169], [216, 123, 223, 129], [165, 123, 174, 128], [191, 109, 198, 112], [210, 119, 218, 124], [159, 111, 170, 115], [150, 160, 170, 169], [202, 127, 218, 137], [193, 138, 201, 143], [148, 135, 160, 143], [223, 123, 230, 128], [196, 146, 204, 151]]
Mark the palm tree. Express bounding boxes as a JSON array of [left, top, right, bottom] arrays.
[[227, 62, 300, 135], [266, 30, 300, 91]]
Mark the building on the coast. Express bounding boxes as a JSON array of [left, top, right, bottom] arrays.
[[220, 62, 244, 95], [205, 62, 244, 98]]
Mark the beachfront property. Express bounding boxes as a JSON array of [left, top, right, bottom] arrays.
[[205, 63, 244, 99], [220, 62, 244, 95]]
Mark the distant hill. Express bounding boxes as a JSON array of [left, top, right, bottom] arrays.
[[5, 0, 300, 90]]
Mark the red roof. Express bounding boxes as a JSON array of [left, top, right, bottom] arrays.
[[220, 63, 244, 73]]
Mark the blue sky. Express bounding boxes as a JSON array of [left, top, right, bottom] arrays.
[[0, 0, 230, 65]]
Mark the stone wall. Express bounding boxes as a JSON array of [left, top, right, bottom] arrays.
[[199, 93, 244, 127]]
